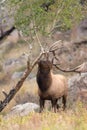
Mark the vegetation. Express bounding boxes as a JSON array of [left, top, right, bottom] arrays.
[[6, 0, 86, 37], [0, 103, 87, 130], [0, 1, 87, 130]]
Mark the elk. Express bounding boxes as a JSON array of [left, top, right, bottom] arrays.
[[35, 40, 68, 113], [0, 39, 86, 113], [36, 41, 87, 112], [36, 59, 68, 112]]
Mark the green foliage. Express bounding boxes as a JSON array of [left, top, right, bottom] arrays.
[[57, 0, 83, 31], [7, 0, 85, 36]]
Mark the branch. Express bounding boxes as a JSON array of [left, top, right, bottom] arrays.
[[0, 38, 63, 112], [35, 31, 44, 53], [2, 90, 8, 98], [0, 52, 43, 112], [50, 2, 65, 33], [0, 37, 86, 112]]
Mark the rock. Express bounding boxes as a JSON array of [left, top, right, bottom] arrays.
[[4, 58, 16, 66], [11, 71, 35, 81], [68, 73, 87, 106], [53, 40, 87, 69], [71, 18, 87, 43], [52, 30, 71, 41], [11, 71, 24, 80], [0, 1, 14, 36], [7, 29, 19, 43], [6, 102, 39, 117], [0, 41, 14, 55], [3, 54, 27, 73]]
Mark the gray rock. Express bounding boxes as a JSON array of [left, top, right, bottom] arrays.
[[11, 71, 24, 80], [3, 54, 27, 73], [68, 73, 87, 106], [0, 0, 14, 35], [71, 18, 87, 43], [6, 102, 39, 117], [11, 71, 35, 81], [4, 58, 16, 66]]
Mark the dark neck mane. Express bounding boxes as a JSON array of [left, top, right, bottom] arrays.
[[37, 71, 52, 92]]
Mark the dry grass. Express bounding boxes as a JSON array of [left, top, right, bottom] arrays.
[[0, 38, 87, 130], [0, 103, 87, 130], [0, 78, 38, 113], [0, 68, 87, 130], [5, 43, 29, 60]]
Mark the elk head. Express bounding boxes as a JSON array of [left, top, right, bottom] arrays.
[[38, 60, 52, 75]]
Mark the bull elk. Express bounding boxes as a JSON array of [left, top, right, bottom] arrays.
[[36, 41, 87, 112], [0, 39, 86, 112], [35, 41, 68, 112], [36, 60, 68, 112]]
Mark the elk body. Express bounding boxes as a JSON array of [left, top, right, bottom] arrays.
[[36, 60, 68, 112]]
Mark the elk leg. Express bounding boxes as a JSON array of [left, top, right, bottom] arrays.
[[51, 99, 58, 112], [62, 95, 67, 110], [56, 102, 60, 110], [39, 98, 45, 113]]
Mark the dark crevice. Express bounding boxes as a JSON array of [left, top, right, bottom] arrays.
[[0, 26, 16, 41]]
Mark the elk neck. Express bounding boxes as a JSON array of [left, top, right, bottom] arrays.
[[37, 70, 52, 92]]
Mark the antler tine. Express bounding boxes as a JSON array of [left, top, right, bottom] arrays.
[[49, 40, 62, 52], [52, 56, 60, 66], [46, 40, 63, 65], [52, 51, 60, 63], [50, 46, 64, 52]]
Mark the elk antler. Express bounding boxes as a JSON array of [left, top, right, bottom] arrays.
[[49, 41, 87, 74], [49, 40, 65, 65], [0, 37, 86, 112], [53, 61, 87, 74], [0, 38, 62, 112], [44, 40, 63, 62], [0, 39, 63, 112]]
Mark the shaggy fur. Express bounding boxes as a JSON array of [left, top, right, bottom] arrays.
[[36, 60, 68, 112]]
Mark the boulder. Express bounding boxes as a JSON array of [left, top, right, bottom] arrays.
[[6, 102, 39, 117], [68, 73, 87, 106]]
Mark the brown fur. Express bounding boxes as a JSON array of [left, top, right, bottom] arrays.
[[36, 60, 68, 112]]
